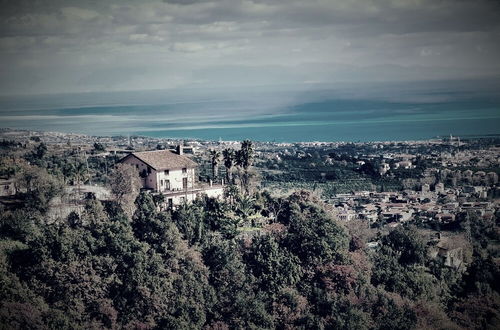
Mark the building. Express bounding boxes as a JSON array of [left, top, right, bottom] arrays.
[[379, 162, 390, 175], [119, 148, 223, 207], [429, 235, 469, 271], [396, 160, 414, 169], [337, 209, 357, 221], [435, 182, 445, 194], [0, 178, 16, 197], [486, 172, 498, 185]]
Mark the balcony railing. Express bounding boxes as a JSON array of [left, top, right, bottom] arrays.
[[160, 184, 223, 196]]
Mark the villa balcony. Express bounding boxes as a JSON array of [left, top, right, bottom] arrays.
[[159, 183, 224, 197]]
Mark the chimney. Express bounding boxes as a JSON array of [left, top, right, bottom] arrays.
[[176, 144, 183, 155]]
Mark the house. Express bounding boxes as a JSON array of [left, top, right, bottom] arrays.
[[337, 209, 357, 221], [119, 148, 223, 207], [0, 178, 16, 197], [379, 163, 390, 175], [429, 236, 469, 271], [435, 213, 456, 223], [393, 160, 414, 169], [380, 209, 413, 223], [435, 182, 445, 194]]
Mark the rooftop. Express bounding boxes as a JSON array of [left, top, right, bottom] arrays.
[[125, 150, 197, 170]]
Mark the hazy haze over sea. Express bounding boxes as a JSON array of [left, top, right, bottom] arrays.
[[1, 80, 499, 142]]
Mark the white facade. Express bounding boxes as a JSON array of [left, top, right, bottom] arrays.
[[120, 154, 196, 192], [157, 168, 196, 192], [119, 151, 223, 207]]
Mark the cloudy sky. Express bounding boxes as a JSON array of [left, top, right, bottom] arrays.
[[1, 0, 499, 96]]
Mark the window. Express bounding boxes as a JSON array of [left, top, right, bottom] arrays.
[[165, 180, 170, 190], [182, 168, 187, 174], [164, 170, 169, 175], [180, 197, 185, 203], [183, 177, 188, 189], [160, 180, 163, 186], [168, 198, 173, 208]]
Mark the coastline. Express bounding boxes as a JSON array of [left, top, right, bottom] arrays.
[[2, 127, 499, 147]]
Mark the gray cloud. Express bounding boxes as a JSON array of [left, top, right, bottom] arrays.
[[0, 0, 499, 95]]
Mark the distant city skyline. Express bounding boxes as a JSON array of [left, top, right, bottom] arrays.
[[1, 0, 500, 96]]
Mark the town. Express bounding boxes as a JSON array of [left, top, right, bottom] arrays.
[[1, 129, 498, 232], [1, 127, 499, 329]]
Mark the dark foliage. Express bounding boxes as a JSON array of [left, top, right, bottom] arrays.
[[0, 159, 498, 329]]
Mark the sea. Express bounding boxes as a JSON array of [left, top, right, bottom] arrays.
[[1, 82, 499, 142]]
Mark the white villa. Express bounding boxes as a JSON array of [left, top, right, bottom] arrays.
[[119, 148, 223, 207]]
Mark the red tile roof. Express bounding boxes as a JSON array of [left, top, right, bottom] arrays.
[[122, 150, 197, 170]]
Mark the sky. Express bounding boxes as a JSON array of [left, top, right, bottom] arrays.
[[0, 0, 500, 96]]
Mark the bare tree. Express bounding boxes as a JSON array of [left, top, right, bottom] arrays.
[[267, 197, 286, 222], [109, 163, 141, 216], [14, 163, 64, 213]]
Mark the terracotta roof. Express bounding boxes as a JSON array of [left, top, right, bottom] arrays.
[[436, 236, 467, 250], [123, 150, 197, 170]]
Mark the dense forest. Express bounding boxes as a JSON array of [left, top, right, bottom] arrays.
[[0, 140, 499, 329]]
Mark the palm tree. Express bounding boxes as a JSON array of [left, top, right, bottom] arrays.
[[222, 148, 235, 184], [209, 149, 221, 182], [237, 195, 255, 223], [236, 140, 254, 194], [237, 140, 253, 169], [74, 162, 87, 195]]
